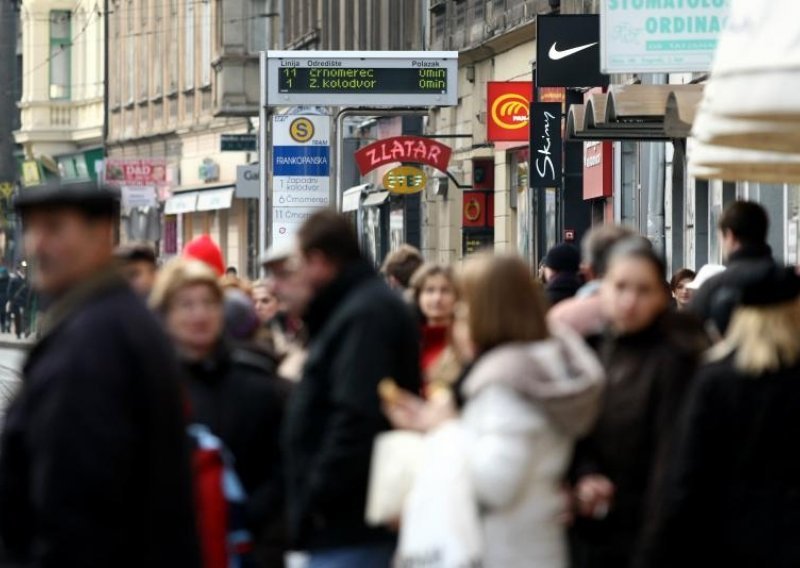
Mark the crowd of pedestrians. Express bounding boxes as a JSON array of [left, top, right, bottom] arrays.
[[1, 179, 799, 567]]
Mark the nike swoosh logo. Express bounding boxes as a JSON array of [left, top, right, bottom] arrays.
[[548, 41, 598, 60]]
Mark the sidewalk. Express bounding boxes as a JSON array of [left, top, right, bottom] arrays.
[[0, 332, 34, 350]]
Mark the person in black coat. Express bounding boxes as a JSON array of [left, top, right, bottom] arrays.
[[689, 200, 776, 336], [569, 239, 709, 568], [643, 265, 800, 568], [6, 262, 29, 339], [542, 243, 583, 307], [0, 181, 200, 567], [150, 258, 291, 568], [282, 211, 421, 567]]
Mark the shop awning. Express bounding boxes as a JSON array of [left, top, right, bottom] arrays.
[[196, 187, 234, 212], [164, 186, 235, 214], [362, 191, 390, 207], [342, 183, 372, 212], [689, 0, 800, 182], [164, 192, 198, 214], [566, 84, 704, 141]]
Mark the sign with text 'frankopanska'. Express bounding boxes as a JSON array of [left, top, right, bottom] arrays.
[[529, 103, 562, 189], [271, 115, 331, 248]]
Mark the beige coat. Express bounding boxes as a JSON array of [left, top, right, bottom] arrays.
[[461, 327, 605, 568]]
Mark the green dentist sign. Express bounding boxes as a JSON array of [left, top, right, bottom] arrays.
[[601, 0, 731, 73]]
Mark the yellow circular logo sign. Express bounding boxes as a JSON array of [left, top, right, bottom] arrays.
[[289, 117, 315, 143], [490, 93, 529, 130], [383, 166, 427, 195]]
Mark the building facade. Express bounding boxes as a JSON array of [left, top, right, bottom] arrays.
[[15, 0, 104, 187], [106, 0, 266, 275]]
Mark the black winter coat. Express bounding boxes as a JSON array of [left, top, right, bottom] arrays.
[[569, 312, 708, 568], [643, 354, 800, 568], [0, 270, 200, 568], [283, 260, 421, 550], [688, 244, 774, 335], [182, 343, 290, 566], [546, 272, 582, 307]]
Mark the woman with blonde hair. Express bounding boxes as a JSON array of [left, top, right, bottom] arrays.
[[645, 265, 800, 568], [384, 253, 605, 567], [150, 258, 290, 566]]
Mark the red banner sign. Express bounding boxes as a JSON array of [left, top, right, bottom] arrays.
[[487, 82, 532, 142], [354, 136, 452, 175], [583, 141, 612, 200], [105, 158, 169, 186]]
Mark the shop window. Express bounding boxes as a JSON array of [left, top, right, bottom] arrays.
[[169, 0, 178, 92], [153, 5, 162, 96], [49, 11, 71, 100], [185, 0, 195, 90], [127, 1, 135, 103], [201, 0, 212, 86], [249, 0, 268, 52], [140, 2, 149, 100]]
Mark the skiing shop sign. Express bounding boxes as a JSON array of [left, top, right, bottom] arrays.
[[354, 136, 452, 175]]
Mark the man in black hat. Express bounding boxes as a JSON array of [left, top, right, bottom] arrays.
[[0, 181, 200, 567], [114, 241, 158, 297], [542, 242, 583, 306]]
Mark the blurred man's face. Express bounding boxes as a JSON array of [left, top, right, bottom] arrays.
[[121, 260, 157, 297], [720, 229, 739, 262], [23, 208, 114, 297], [296, 249, 337, 294], [252, 284, 280, 323], [268, 255, 313, 317]]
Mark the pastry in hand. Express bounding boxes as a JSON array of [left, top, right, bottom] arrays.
[[378, 378, 400, 404]]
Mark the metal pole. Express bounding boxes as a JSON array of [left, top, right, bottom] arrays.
[[259, 52, 269, 258], [334, 108, 429, 212]]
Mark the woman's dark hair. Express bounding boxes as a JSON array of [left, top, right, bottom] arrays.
[[670, 268, 696, 292], [607, 237, 667, 284]]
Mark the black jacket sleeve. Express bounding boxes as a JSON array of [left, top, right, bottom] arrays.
[[25, 335, 143, 566], [305, 313, 402, 513], [637, 370, 721, 568]]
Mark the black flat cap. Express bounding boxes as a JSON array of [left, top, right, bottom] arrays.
[[14, 179, 120, 214], [544, 243, 580, 272], [740, 264, 800, 307]]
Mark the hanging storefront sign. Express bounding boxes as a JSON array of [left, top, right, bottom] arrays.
[[537, 15, 608, 88], [271, 114, 331, 247], [20, 160, 42, 187], [105, 158, 169, 186], [487, 82, 532, 142], [601, 0, 731, 73], [583, 141, 613, 200], [529, 103, 562, 189], [383, 166, 427, 195], [235, 165, 260, 199], [354, 136, 452, 175], [122, 186, 158, 209]]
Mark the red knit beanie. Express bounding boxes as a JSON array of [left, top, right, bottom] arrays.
[[183, 235, 225, 276]]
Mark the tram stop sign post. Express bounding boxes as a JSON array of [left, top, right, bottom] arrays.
[[265, 50, 459, 107], [259, 50, 459, 255]]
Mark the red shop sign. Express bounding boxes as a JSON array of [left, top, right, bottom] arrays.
[[487, 82, 532, 142], [354, 136, 452, 175], [105, 158, 169, 186], [463, 192, 489, 228], [583, 141, 612, 200]]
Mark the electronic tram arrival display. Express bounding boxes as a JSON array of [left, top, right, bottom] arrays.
[[265, 51, 458, 107]]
